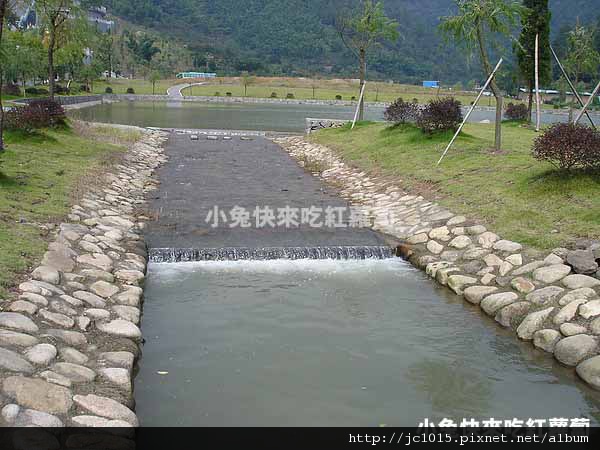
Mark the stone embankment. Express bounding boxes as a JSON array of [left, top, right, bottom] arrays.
[[0, 128, 168, 431], [274, 136, 600, 391]]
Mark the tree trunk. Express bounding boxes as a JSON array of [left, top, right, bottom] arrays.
[[358, 47, 366, 121], [476, 21, 502, 151], [527, 82, 534, 123], [0, 0, 7, 153], [48, 27, 56, 100]]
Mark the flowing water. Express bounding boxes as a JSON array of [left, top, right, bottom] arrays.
[[135, 259, 600, 427], [70, 100, 584, 132]]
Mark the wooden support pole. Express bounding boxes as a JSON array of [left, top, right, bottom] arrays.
[[550, 45, 597, 129], [438, 58, 504, 166], [574, 80, 600, 125], [351, 82, 367, 130], [535, 34, 541, 132]]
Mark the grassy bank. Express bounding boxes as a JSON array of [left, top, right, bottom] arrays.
[[310, 122, 600, 250], [0, 122, 141, 298]]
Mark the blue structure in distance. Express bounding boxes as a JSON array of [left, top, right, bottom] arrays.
[[423, 81, 440, 88]]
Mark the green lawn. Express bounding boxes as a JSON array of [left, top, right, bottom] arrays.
[[0, 123, 140, 298], [310, 121, 600, 250]]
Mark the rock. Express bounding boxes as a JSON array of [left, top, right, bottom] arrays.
[[463, 286, 499, 305], [511, 277, 536, 294], [493, 240, 523, 253], [499, 261, 513, 277], [447, 275, 477, 296], [544, 253, 565, 266], [449, 235, 472, 249], [28, 280, 64, 295], [44, 329, 88, 347], [60, 295, 84, 307], [9, 300, 39, 315], [25, 344, 57, 366], [99, 352, 135, 371], [463, 248, 490, 260], [429, 227, 451, 241], [60, 347, 89, 365], [513, 261, 545, 276], [52, 363, 96, 383], [42, 250, 75, 273], [560, 323, 588, 337], [526, 286, 565, 306], [71, 415, 133, 429], [77, 316, 91, 331], [481, 273, 496, 285], [559, 288, 598, 306], [466, 225, 487, 235], [0, 329, 39, 347], [533, 264, 572, 284], [115, 270, 146, 286], [0, 347, 35, 373], [77, 253, 114, 272], [73, 394, 138, 426], [97, 320, 142, 341], [439, 250, 462, 262], [73, 291, 107, 308], [426, 240, 444, 255], [554, 335, 598, 366], [506, 254, 523, 266], [50, 300, 77, 317], [85, 308, 111, 320], [563, 275, 600, 290], [407, 233, 428, 244], [478, 232, 499, 249], [0, 312, 39, 333], [554, 299, 589, 325], [517, 307, 555, 340], [112, 306, 140, 324], [100, 368, 131, 391], [2, 404, 20, 423], [426, 261, 453, 278], [484, 254, 504, 267], [567, 250, 599, 275], [533, 329, 562, 353], [481, 292, 519, 316], [40, 371, 72, 388], [38, 309, 75, 328], [580, 300, 600, 319], [80, 241, 103, 254], [592, 317, 600, 335], [90, 281, 120, 299], [13, 409, 64, 427], [576, 356, 600, 389], [462, 260, 485, 274], [447, 216, 466, 226], [81, 269, 115, 283], [32, 266, 61, 285], [18, 292, 48, 306], [436, 267, 460, 286], [2, 377, 73, 414]]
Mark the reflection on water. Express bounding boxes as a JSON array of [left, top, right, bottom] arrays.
[[69, 100, 585, 132], [135, 259, 600, 427]]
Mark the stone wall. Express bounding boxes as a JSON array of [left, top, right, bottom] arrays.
[[305, 118, 351, 134], [0, 128, 168, 433], [273, 136, 600, 391]]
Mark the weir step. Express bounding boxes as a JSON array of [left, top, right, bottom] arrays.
[[149, 246, 395, 263]]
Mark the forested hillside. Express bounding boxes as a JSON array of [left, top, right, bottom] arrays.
[[101, 0, 600, 83]]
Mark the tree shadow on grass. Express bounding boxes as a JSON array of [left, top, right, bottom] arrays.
[[0, 170, 19, 189], [4, 129, 59, 145]]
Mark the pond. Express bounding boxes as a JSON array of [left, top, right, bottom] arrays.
[[135, 259, 600, 427]]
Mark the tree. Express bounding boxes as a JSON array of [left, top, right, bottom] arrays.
[[5, 31, 47, 94], [241, 72, 255, 97], [0, 0, 7, 153], [149, 70, 161, 95], [564, 25, 600, 119], [440, 0, 522, 151], [36, 0, 80, 99], [337, 1, 398, 121], [516, 0, 551, 122]]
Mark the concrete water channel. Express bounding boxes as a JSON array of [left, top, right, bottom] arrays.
[[132, 129, 600, 426]]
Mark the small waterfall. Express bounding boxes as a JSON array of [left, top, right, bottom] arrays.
[[149, 246, 395, 263]]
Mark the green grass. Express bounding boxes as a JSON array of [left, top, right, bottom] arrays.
[[310, 121, 600, 250], [92, 78, 181, 95], [0, 123, 132, 298]]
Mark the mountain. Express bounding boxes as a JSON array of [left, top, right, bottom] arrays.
[[103, 0, 600, 84]]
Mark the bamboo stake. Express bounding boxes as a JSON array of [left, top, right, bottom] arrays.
[[574, 80, 600, 125], [550, 45, 597, 129], [437, 58, 504, 166], [535, 34, 541, 132], [352, 82, 367, 130]]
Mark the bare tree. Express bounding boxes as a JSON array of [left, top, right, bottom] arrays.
[[337, 0, 398, 121]]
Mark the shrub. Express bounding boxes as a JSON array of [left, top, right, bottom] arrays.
[[55, 85, 70, 95], [2, 83, 22, 96], [126, 87, 135, 94], [384, 97, 420, 124], [286, 93, 294, 99], [505, 102, 528, 121], [105, 87, 113, 94], [335, 94, 342, 100], [214, 91, 220, 96], [4, 99, 66, 131], [226, 92, 232, 97], [532, 123, 600, 171], [24, 87, 49, 96], [351, 96, 357, 101], [270, 92, 277, 98], [416, 98, 463, 134]]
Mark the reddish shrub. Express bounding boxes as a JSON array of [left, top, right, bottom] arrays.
[[384, 97, 420, 124], [532, 123, 600, 170], [4, 99, 66, 131], [505, 102, 528, 121], [416, 98, 463, 134]]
